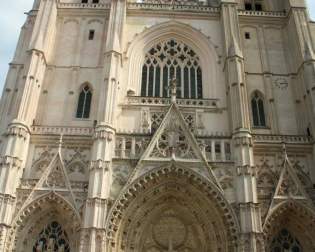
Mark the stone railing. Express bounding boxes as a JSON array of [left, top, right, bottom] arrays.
[[253, 134, 312, 144], [127, 2, 220, 12], [58, 2, 111, 9], [125, 96, 219, 109], [115, 134, 233, 162], [238, 10, 286, 17], [31, 126, 94, 136]]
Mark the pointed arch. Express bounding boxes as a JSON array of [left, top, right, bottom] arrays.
[[264, 200, 315, 252], [125, 21, 220, 99], [105, 164, 240, 252], [8, 192, 81, 252], [76, 82, 93, 119], [250, 90, 267, 127]]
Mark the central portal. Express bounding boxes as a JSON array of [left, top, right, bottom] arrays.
[[107, 167, 239, 252]]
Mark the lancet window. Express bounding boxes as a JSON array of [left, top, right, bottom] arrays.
[[141, 39, 203, 99], [251, 91, 266, 127], [33, 221, 70, 252], [270, 228, 302, 252], [76, 84, 92, 119]]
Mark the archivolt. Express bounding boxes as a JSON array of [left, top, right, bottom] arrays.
[[263, 200, 315, 251], [105, 164, 240, 252], [6, 192, 81, 252], [125, 20, 220, 98]]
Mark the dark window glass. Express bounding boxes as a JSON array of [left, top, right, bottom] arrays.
[[245, 32, 251, 39], [82, 0, 88, 3], [251, 92, 266, 127], [270, 229, 302, 252], [255, 3, 262, 11], [33, 222, 70, 252], [163, 66, 168, 97], [148, 66, 154, 96], [141, 65, 148, 96], [89, 30, 95, 40], [155, 66, 161, 97], [92, 0, 99, 3], [245, 3, 252, 10], [76, 85, 92, 119]]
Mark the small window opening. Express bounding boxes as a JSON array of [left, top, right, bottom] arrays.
[[255, 3, 262, 11], [82, 0, 88, 3], [245, 32, 251, 39], [245, 3, 252, 10], [92, 0, 99, 3], [89, 30, 95, 40]]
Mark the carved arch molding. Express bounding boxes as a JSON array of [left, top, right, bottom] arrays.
[[8, 193, 81, 252], [106, 165, 239, 252]]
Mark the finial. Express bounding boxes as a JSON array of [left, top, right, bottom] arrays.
[[58, 134, 63, 152], [282, 142, 287, 159], [168, 76, 178, 104]]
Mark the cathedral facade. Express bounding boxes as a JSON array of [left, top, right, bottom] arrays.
[[1, 0, 315, 251]]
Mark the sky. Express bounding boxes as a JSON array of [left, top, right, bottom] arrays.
[[0, 1, 315, 93]]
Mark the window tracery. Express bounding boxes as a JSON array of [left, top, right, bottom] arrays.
[[270, 228, 302, 252], [76, 84, 92, 119], [141, 39, 203, 99], [251, 91, 266, 127], [33, 221, 70, 252]]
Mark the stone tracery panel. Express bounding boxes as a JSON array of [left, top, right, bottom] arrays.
[[33, 221, 70, 252], [141, 39, 203, 99]]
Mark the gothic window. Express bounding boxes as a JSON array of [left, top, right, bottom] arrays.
[[141, 39, 203, 99], [244, 0, 264, 11], [33, 221, 70, 252], [76, 84, 92, 119], [251, 91, 266, 127], [270, 229, 302, 252]]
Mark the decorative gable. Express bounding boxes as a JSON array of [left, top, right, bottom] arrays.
[[273, 155, 308, 201], [141, 104, 203, 161], [127, 104, 221, 188]]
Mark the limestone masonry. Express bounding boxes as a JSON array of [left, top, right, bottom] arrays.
[[0, 0, 315, 251]]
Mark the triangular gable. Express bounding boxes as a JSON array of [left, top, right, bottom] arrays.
[[20, 147, 78, 212], [127, 104, 221, 188], [142, 104, 204, 161], [264, 152, 312, 224], [273, 155, 309, 201]]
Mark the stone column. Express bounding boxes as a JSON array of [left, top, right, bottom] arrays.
[[220, 1, 263, 251], [0, 0, 58, 250], [80, 1, 126, 251], [286, 1, 315, 182]]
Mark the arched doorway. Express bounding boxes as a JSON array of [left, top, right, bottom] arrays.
[[264, 201, 315, 252], [8, 193, 81, 252], [106, 165, 239, 252]]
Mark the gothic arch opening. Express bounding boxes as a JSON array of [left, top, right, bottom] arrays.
[[9, 193, 81, 252], [106, 165, 239, 252], [264, 201, 315, 252], [125, 21, 220, 99]]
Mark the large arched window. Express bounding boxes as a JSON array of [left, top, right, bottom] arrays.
[[270, 228, 302, 252], [33, 221, 70, 252], [251, 91, 266, 127], [141, 39, 203, 99], [76, 84, 92, 119]]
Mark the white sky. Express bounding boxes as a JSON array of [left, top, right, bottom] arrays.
[[0, 0, 315, 92]]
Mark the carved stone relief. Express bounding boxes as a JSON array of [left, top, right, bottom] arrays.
[[30, 146, 90, 182]]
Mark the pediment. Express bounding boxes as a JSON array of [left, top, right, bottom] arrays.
[[127, 104, 221, 188]]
